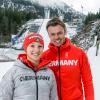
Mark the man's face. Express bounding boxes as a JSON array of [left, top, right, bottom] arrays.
[[47, 25, 66, 47]]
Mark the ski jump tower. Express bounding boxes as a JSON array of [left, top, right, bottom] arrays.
[[44, 7, 50, 19]]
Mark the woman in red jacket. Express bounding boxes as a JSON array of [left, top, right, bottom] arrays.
[[42, 17, 94, 100]]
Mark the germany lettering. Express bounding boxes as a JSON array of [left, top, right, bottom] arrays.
[[48, 60, 78, 66], [20, 75, 50, 81]]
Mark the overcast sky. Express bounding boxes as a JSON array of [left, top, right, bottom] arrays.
[[62, 0, 100, 15], [31, 0, 100, 15]]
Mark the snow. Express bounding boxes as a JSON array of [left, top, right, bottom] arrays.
[[0, 62, 14, 81], [37, 19, 50, 50], [87, 45, 100, 100], [0, 48, 24, 60]]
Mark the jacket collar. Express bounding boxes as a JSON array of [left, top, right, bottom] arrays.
[[17, 54, 50, 71]]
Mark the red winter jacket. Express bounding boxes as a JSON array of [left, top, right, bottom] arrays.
[[41, 38, 94, 100]]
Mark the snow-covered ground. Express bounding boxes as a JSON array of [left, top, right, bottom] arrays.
[[0, 48, 24, 60], [0, 44, 100, 99], [0, 62, 14, 80], [87, 44, 100, 100]]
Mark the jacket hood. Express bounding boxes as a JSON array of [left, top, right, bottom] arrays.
[[15, 54, 50, 71], [48, 38, 71, 52]]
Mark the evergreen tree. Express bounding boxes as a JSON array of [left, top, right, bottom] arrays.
[[0, 7, 38, 43]]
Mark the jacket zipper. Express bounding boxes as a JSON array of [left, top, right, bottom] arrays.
[[23, 62, 39, 100], [58, 47, 62, 100], [34, 71, 38, 100]]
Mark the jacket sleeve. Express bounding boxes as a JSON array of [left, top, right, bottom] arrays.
[[50, 70, 58, 100], [81, 50, 94, 100], [0, 69, 14, 100]]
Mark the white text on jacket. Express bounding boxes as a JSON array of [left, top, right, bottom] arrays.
[[49, 60, 78, 66]]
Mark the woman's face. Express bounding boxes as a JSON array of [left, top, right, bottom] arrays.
[[26, 41, 43, 62]]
